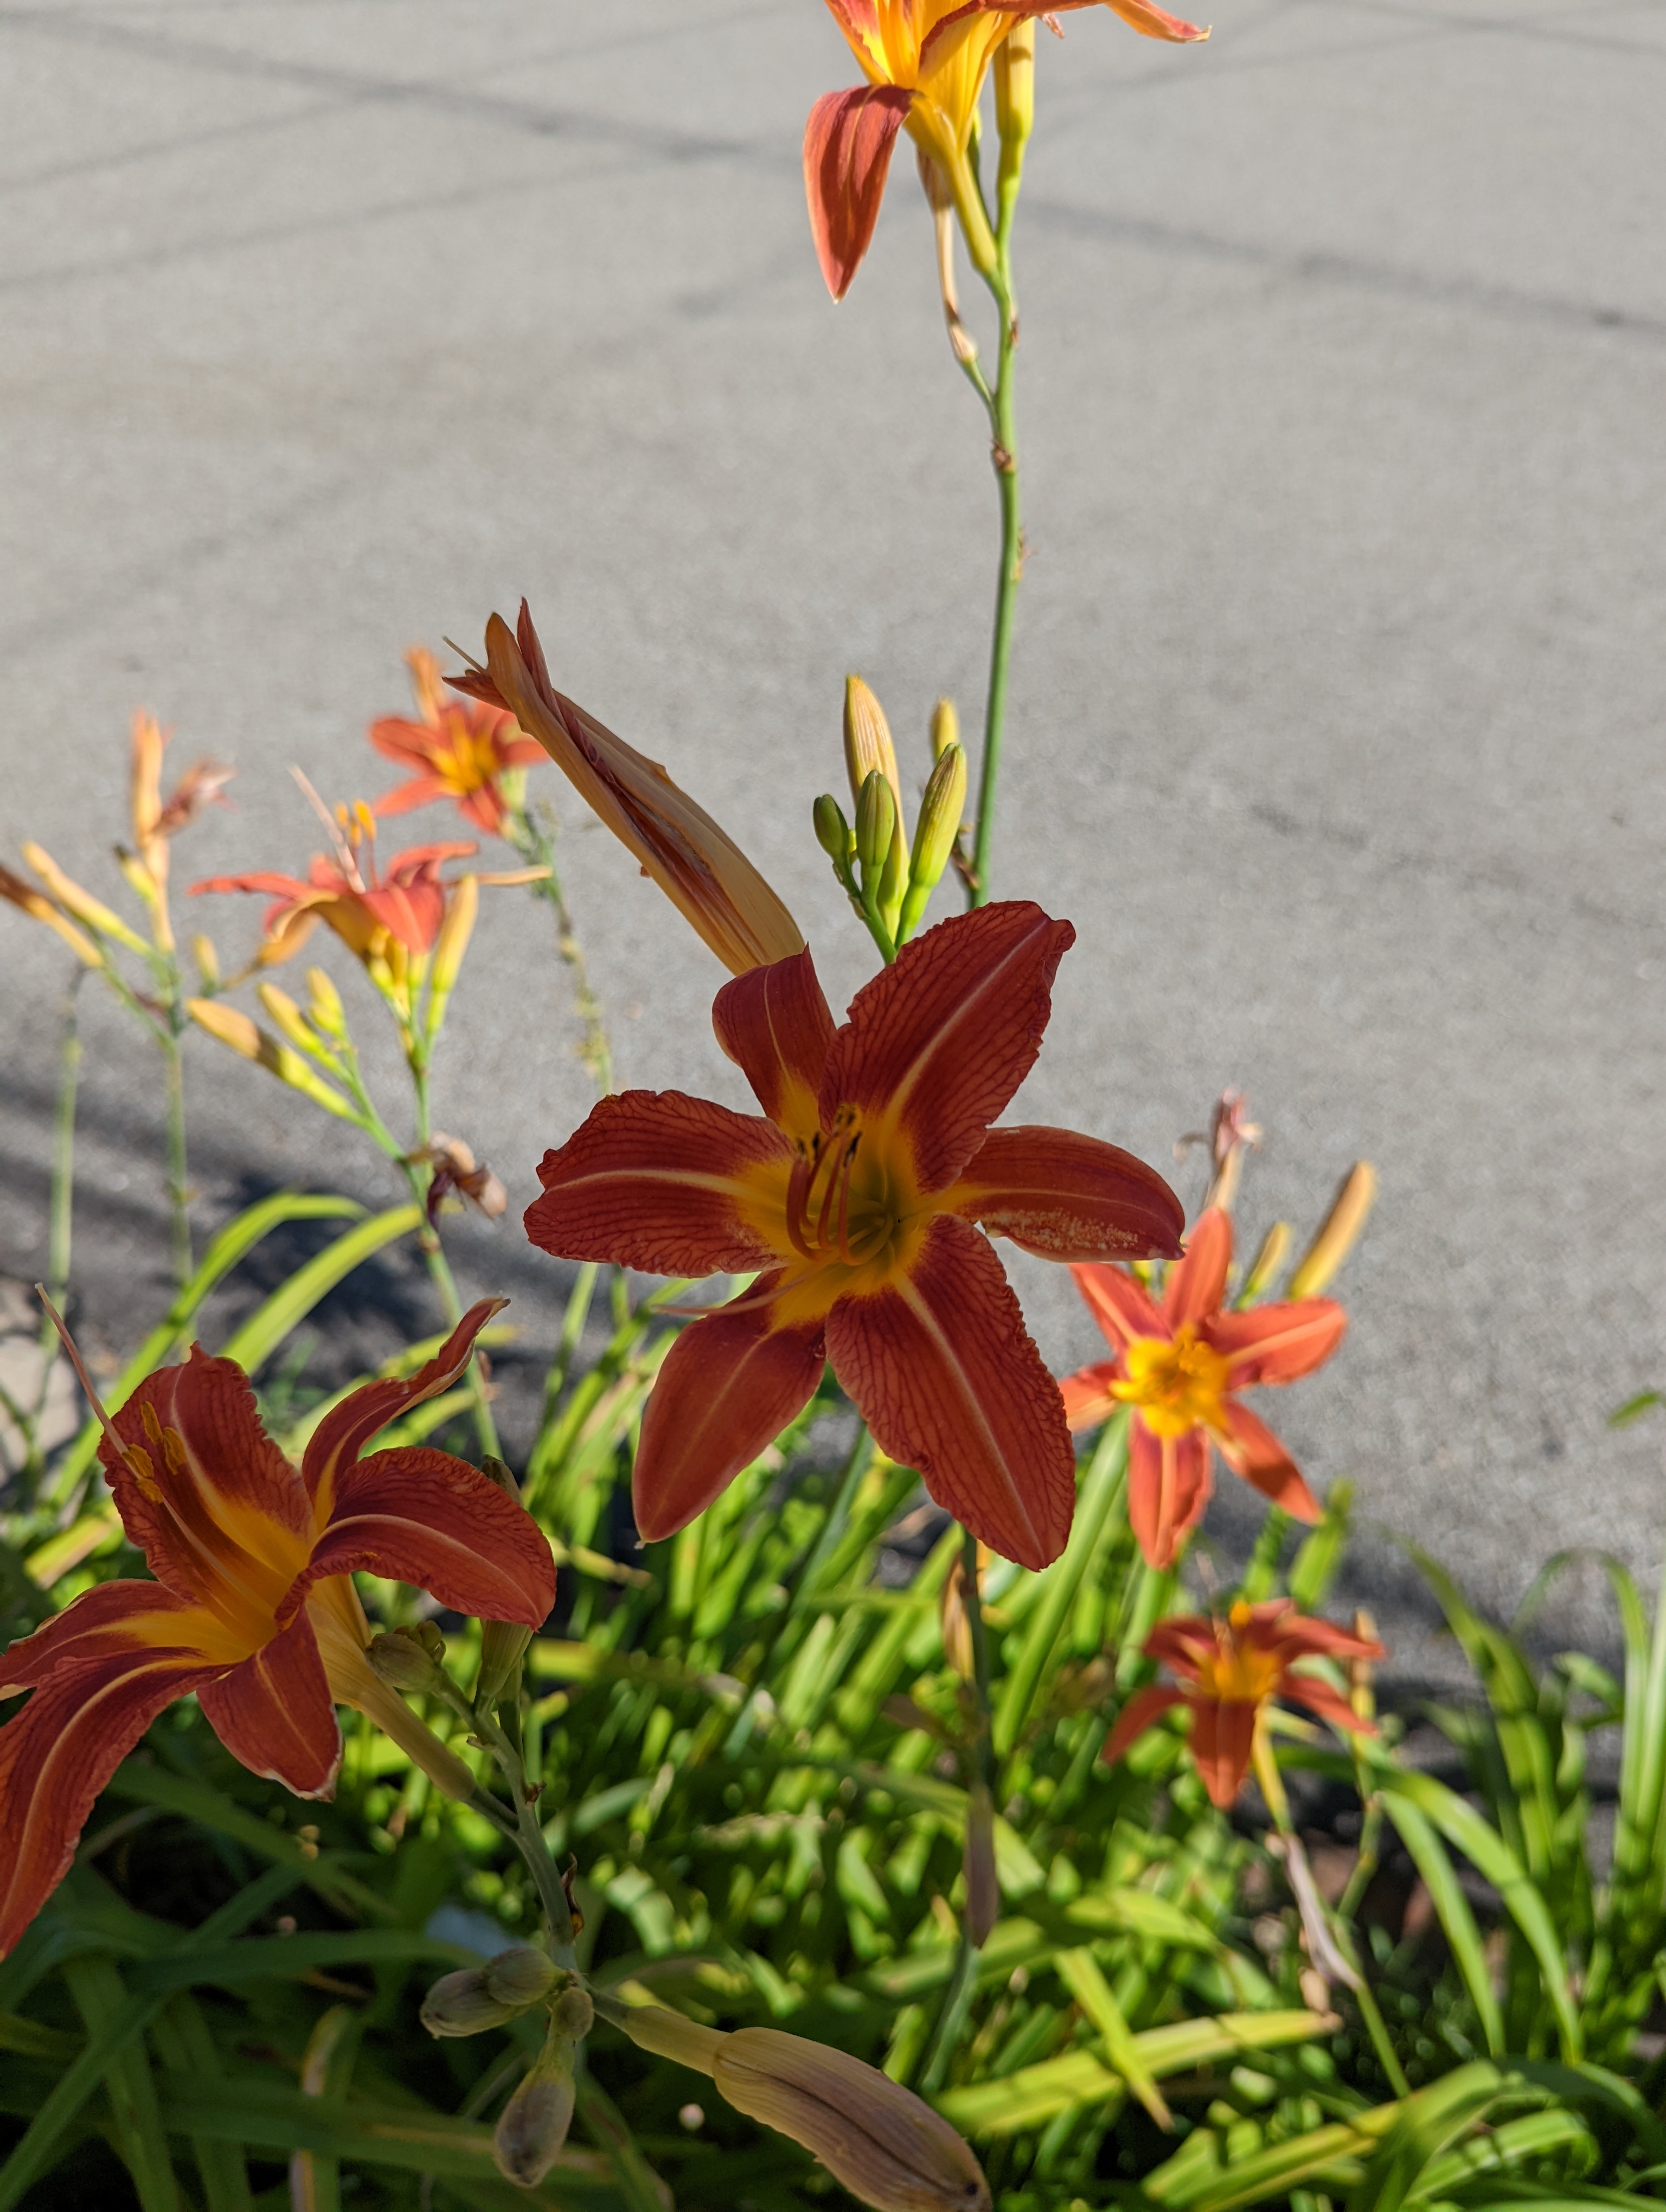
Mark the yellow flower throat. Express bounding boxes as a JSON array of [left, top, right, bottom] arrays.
[[1111, 1325, 1231, 1439]]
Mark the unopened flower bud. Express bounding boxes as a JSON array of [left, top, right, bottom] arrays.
[[494, 2059, 575, 2187], [258, 982, 322, 1058], [994, 21, 1035, 151], [21, 844, 149, 954], [420, 1966, 518, 2039], [478, 1455, 521, 1501], [940, 1557, 975, 1683], [843, 677, 901, 812], [1239, 1219, 1291, 1303], [712, 2027, 991, 2212], [929, 697, 959, 761], [1287, 1162, 1375, 1300], [188, 999, 357, 1121], [366, 1625, 450, 1696], [854, 771, 898, 886], [813, 793, 854, 869], [898, 742, 967, 942], [476, 1620, 533, 1712], [431, 871, 479, 1001], [191, 934, 220, 990], [483, 1945, 561, 2009], [305, 966, 347, 1041]]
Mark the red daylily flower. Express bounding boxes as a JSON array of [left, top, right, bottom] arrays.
[[0, 1305, 553, 1956], [1062, 1208, 1345, 1570], [524, 902, 1183, 1568], [1104, 1599, 1383, 1807], [806, 1, 1207, 300], [193, 834, 477, 969], [371, 647, 543, 837]]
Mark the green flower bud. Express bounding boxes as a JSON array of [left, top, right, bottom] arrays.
[[897, 742, 967, 943], [494, 2063, 575, 2187], [420, 1967, 517, 2039], [813, 793, 854, 867], [483, 1945, 561, 2009], [366, 1625, 448, 1697], [854, 770, 898, 886], [476, 1621, 533, 1712]]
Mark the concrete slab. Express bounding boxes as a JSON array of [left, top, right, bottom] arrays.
[[1, 0, 1661, 1677]]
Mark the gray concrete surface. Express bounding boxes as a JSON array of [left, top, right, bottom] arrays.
[[2, 0, 1662, 1676]]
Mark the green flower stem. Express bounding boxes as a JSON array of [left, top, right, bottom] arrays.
[[160, 1012, 192, 1291], [467, 1701, 580, 1972], [969, 289, 1020, 910], [919, 1525, 998, 2091]]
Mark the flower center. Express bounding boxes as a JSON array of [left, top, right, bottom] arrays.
[[784, 1107, 899, 1270], [438, 719, 500, 796], [1195, 1606, 1283, 1705], [1111, 1326, 1231, 1439]]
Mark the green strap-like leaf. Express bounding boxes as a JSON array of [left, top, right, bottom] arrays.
[[218, 1203, 422, 1374]]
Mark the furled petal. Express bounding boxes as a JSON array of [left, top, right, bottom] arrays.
[[524, 1091, 794, 1279], [283, 1447, 556, 1628], [1203, 1298, 1347, 1388], [1015, 0, 1209, 42], [1126, 1417, 1212, 1570], [1281, 1673, 1372, 1740], [803, 82, 914, 301], [1069, 1260, 1167, 1353], [1215, 1401, 1321, 1522], [712, 949, 837, 1147], [822, 903, 1075, 1200], [0, 1581, 244, 1688], [0, 1646, 220, 1954], [1162, 1206, 1232, 1328], [824, 1214, 1074, 1570], [1102, 1683, 1186, 1768], [1059, 1359, 1120, 1433], [458, 606, 805, 978], [1189, 1697, 1259, 1808], [105, 1348, 311, 1610], [197, 1611, 341, 1798], [945, 1125, 1184, 1263], [303, 1300, 505, 1516], [633, 1281, 828, 1541]]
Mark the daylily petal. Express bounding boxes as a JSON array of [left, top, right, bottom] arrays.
[[370, 774, 449, 819], [105, 1348, 311, 1612], [1102, 1683, 1186, 1767], [1162, 1206, 1233, 1329], [285, 1447, 556, 1628], [197, 1611, 341, 1798], [1142, 1615, 1220, 1679], [822, 902, 1075, 1199], [712, 949, 837, 1147], [0, 1581, 245, 1687], [1266, 1611, 1385, 1665], [524, 1091, 794, 1278], [1281, 1673, 1372, 1739], [1069, 1260, 1167, 1353], [0, 1645, 220, 1954], [803, 82, 915, 300], [1126, 1416, 1212, 1570], [945, 1124, 1184, 1263], [303, 1300, 505, 1516], [632, 1282, 828, 1541], [1215, 1401, 1321, 1522], [1059, 1359, 1120, 1433], [1189, 1697, 1258, 1808], [1203, 1298, 1347, 1388], [1017, 0, 1208, 41], [825, 1214, 1074, 1570]]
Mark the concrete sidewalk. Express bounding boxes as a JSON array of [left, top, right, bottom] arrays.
[[1, 1, 1662, 1672]]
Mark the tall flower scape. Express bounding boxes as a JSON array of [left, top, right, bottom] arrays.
[[0, 10, 1645, 2212]]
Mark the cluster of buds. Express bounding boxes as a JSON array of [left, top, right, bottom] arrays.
[[611, 2001, 990, 2212], [422, 1950, 590, 2188], [815, 678, 969, 959]]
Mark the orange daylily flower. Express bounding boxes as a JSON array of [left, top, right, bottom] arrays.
[[1062, 1208, 1345, 1570], [0, 1304, 554, 1956], [371, 648, 543, 837], [524, 902, 1183, 1568], [805, 1, 1207, 300], [193, 821, 479, 970], [1104, 1599, 1383, 1807], [452, 602, 805, 978]]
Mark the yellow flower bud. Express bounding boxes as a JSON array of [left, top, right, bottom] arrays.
[[21, 844, 149, 955], [0, 866, 101, 968], [187, 997, 261, 1061], [420, 1966, 518, 2039], [843, 677, 902, 813], [1287, 1162, 1376, 1300], [187, 999, 358, 1122], [258, 983, 323, 1058], [854, 770, 898, 887], [994, 22, 1035, 150], [306, 966, 347, 1041], [1239, 1220, 1291, 1303], [898, 743, 967, 942], [712, 2028, 991, 2212], [191, 934, 220, 990], [431, 872, 478, 1001], [929, 697, 959, 761]]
